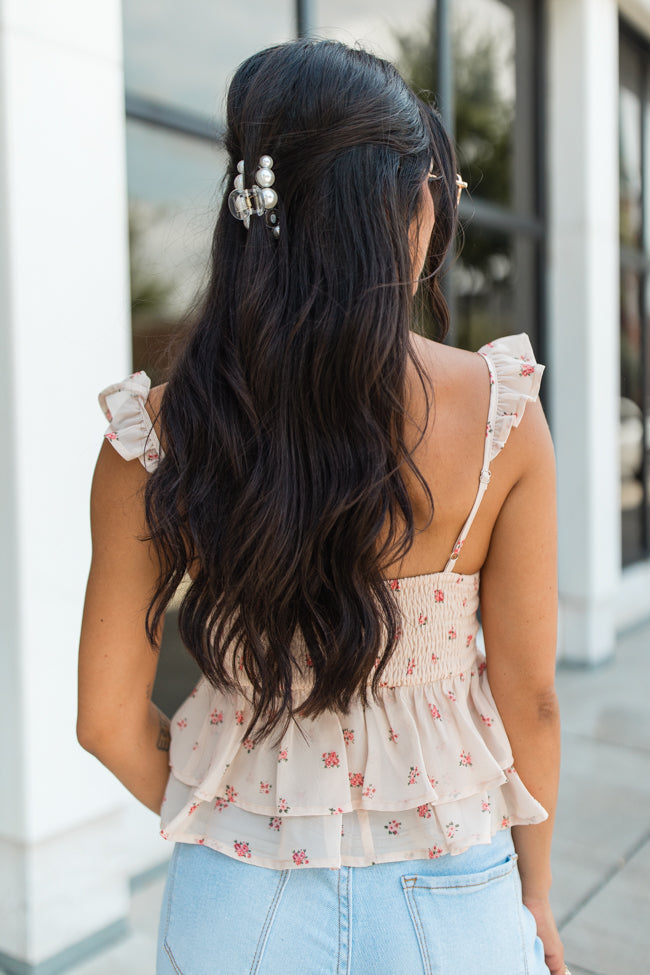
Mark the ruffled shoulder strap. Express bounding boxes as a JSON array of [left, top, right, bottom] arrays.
[[477, 332, 544, 464], [443, 333, 544, 571], [98, 371, 163, 472]]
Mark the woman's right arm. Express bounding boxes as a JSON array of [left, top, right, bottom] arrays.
[[77, 440, 171, 815], [479, 397, 565, 975]]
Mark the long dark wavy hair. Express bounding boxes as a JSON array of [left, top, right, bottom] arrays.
[[145, 39, 459, 745]]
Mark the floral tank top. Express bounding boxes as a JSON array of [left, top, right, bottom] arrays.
[[98, 332, 547, 869]]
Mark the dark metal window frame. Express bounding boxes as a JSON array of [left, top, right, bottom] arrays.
[[619, 19, 650, 562], [124, 92, 221, 143], [124, 1, 314, 141], [433, 0, 546, 368]]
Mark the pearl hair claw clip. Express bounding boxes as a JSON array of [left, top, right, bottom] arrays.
[[228, 155, 280, 236]]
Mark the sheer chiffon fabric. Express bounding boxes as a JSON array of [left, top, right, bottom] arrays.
[[99, 333, 547, 870]]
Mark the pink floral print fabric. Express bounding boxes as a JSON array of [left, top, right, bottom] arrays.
[[100, 334, 547, 869], [476, 333, 544, 461], [98, 371, 163, 472]]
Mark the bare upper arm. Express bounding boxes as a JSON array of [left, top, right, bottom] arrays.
[[77, 439, 162, 743], [479, 398, 558, 698]]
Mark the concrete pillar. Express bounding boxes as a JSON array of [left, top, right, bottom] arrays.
[[547, 0, 620, 663], [0, 2, 164, 971]]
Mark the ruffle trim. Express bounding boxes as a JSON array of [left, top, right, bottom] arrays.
[[159, 672, 547, 868], [98, 371, 163, 472], [477, 333, 544, 463], [160, 767, 545, 869], [97, 335, 542, 475]]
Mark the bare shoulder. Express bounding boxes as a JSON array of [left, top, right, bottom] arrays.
[[409, 331, 491, 397], [410, 330, 483, 372], [411, 331, 553, 471], [408, 331, 492, 436]]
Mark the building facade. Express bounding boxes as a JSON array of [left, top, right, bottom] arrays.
[[0, 0, 648, 970]]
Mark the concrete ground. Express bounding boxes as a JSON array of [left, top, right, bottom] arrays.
[[13, 619, 650, 974], [543, 618, 650, 975]]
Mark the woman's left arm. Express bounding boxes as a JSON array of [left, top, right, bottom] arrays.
[[77, 440, 170, 815]]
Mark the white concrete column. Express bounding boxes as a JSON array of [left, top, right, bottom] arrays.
[[547, 0, 621, 664], [0, 2, 165, 971]]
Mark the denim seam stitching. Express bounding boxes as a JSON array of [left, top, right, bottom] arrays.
[[337, 869, 342, 975], [513, 872, 530, 975], [409, 876, 507, 891], [162, 847, 179, 944], [403, 886, 432, 975], [345, 867, 352, 975], [249, 869, 290, 975], [163, 942, 184, 975], [162, 847, 184, 975], [406, 857, 517, 892]]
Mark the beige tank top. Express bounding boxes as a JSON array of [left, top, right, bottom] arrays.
[[99, 332, 546, 869]]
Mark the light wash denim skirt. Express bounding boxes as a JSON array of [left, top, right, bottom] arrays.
[[156, 828, 549, 975]]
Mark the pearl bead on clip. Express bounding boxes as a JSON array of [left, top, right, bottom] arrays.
[[228, 155, 280, 236]]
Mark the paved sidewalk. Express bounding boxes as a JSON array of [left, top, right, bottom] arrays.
[[545, 619, 650, 975], [17, 620, 650, 974]]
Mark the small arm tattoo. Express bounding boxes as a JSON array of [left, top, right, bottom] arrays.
[[156, 713, 170, 752]]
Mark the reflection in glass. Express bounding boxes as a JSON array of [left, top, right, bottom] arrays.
[[123, 0, 294, 120], [317, 0, 521, 208], [644, 69, 650, 250], [391, 0, 527, 211], [319, 0, 537, 320], [452, 227, 537, 352], [620, 269, 643, 408], [643, 276, 650, 561], [452, 0, 516, 208], [620, 270, 644, 563], [126, 120, 227, 381], [620, 86, 643, 249], [620, 38, 643, 249], [314, 0, 434, 83]]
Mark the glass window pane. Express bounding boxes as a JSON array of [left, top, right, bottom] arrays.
[[123, 0, 295, 120], [314, 0, 435, 89], [644, 66, 650, 253], [620, 269, 645, 564], [316, 0, 535, 215], [620, 40, 643, 251], [452, 0, 516, 209], [621, 269, 644, 408], [452, 227, 537, 352], [126, 120, 227, 381]]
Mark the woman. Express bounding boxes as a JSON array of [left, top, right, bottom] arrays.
[[78, 39, 566, 975]]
